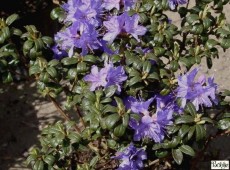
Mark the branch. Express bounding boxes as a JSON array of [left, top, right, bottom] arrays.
[[48, 95, 81, 133]]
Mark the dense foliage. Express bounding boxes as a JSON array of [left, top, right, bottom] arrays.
[[0, 0, 230, 169]]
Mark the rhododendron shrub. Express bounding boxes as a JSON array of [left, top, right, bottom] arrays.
[[0, 0, 230, 169]]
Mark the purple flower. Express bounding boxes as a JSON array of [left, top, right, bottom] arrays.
[[129, 109, 173, 142], [54, 27, 76, 57], [54, 23, 102, 56], [102, 0, 120, 10], [84, 62, 127, 92], [104, 62, 128, 93], [83, 65, 107, 91], [122, 0, 137, 10], [103, 13, 147, 43], [102, 0, 137, 11], [113, 143, 147, 170], [51, 45, 68, 60], [156, 94, 183, 114], [125, 96, 154, 115], [63, 0, 102, 27], [74, 24, 101, 56], [177, 68, 218, 111], [168, 0, 187, 10]]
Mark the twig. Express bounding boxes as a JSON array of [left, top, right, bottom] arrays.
[[186, 0, 190, 9], [148, 159, 159, 167], [48, 95, 81, 133], [75, 105, 86, 128]]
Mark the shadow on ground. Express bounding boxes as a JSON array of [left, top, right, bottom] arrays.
[[0, 82, 61, 169]]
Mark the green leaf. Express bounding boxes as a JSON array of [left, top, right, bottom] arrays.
[[153, 47, 166, 56], [113, 124, 126, 137], [26, 154, 37, 165], [155, 150, 168, 158], [191, 24, 203, 35], [184, 102, 196, 117], [44, 155, 55, 166], [68, 68, 78, 79], [200, 117, 213, 124], [160, 88, 170, 96], [90, 156, 99, 167], [122, 113, 129, 127], [187, 126, 195, 140], [154, 33, 164, 44], [34, 38, 44, 51], [83, 55, 98, 63], [147, 72, 159, 80], [221, 39, 230, 49], [217, 118, 230, 130], [6, 14, 19, 25], [169, 136, 181, 148], [175, 115, 194, 124], [2, 72, 13, 83], [178, 125, 190, 138], [142, 61, 151, 73], [46, 67, 57, 78], [48, 59, 59, 67], [61, 57, 77, 65], [170, 61, 179, 72], [33, 160, 44, 170], [167, 125, 180, 134], [41, 36, 53, 46], [50, 7, 65, 22], [105, 114, 120, 129], [77, 62, 87, 73], [23, 40, 34, 52], [205, 39, 218, 49], [180, 57, 192, 68], [172, 149, 183, 165], [12, 28, 22, 36], [203, 17, 212, 30], [29, 65, 40, 75], [103, 105, 117, 113], [105, 85, 117, 98], [222, 113, 230, 118], [107, 139, 117, 148], [68, 132, 81, 143], [129, 76, 142, 86], [186, 14, 199, 24], [195, 124, 206, 141], [179, 145, 195, 157]]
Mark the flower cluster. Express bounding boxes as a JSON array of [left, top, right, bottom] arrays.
[[177, 68, 218, 111], [125, 96, 173, 143], [113, 143, 147, 170], [53, 0, 146, 57], [84, 62, 127, 92], [168, 0, 188, 10]]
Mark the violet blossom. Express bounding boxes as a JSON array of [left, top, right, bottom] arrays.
[[51, 45, 68, 60], [62, 0, 102, 27], [83, 65, 107, 91], [102, 0, 137, 11], [103, 13, 147, 43], [104, 62, 128, 93], [84, 62, 127, 92], [54, 23, 101, 56], [156, 94, 183, 114], [129, 109, 173, 143], [125, 96, 154, 115], [168, 0, 187, 10], [176, 68, 218, 111], [113, 143, 147, 170]]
